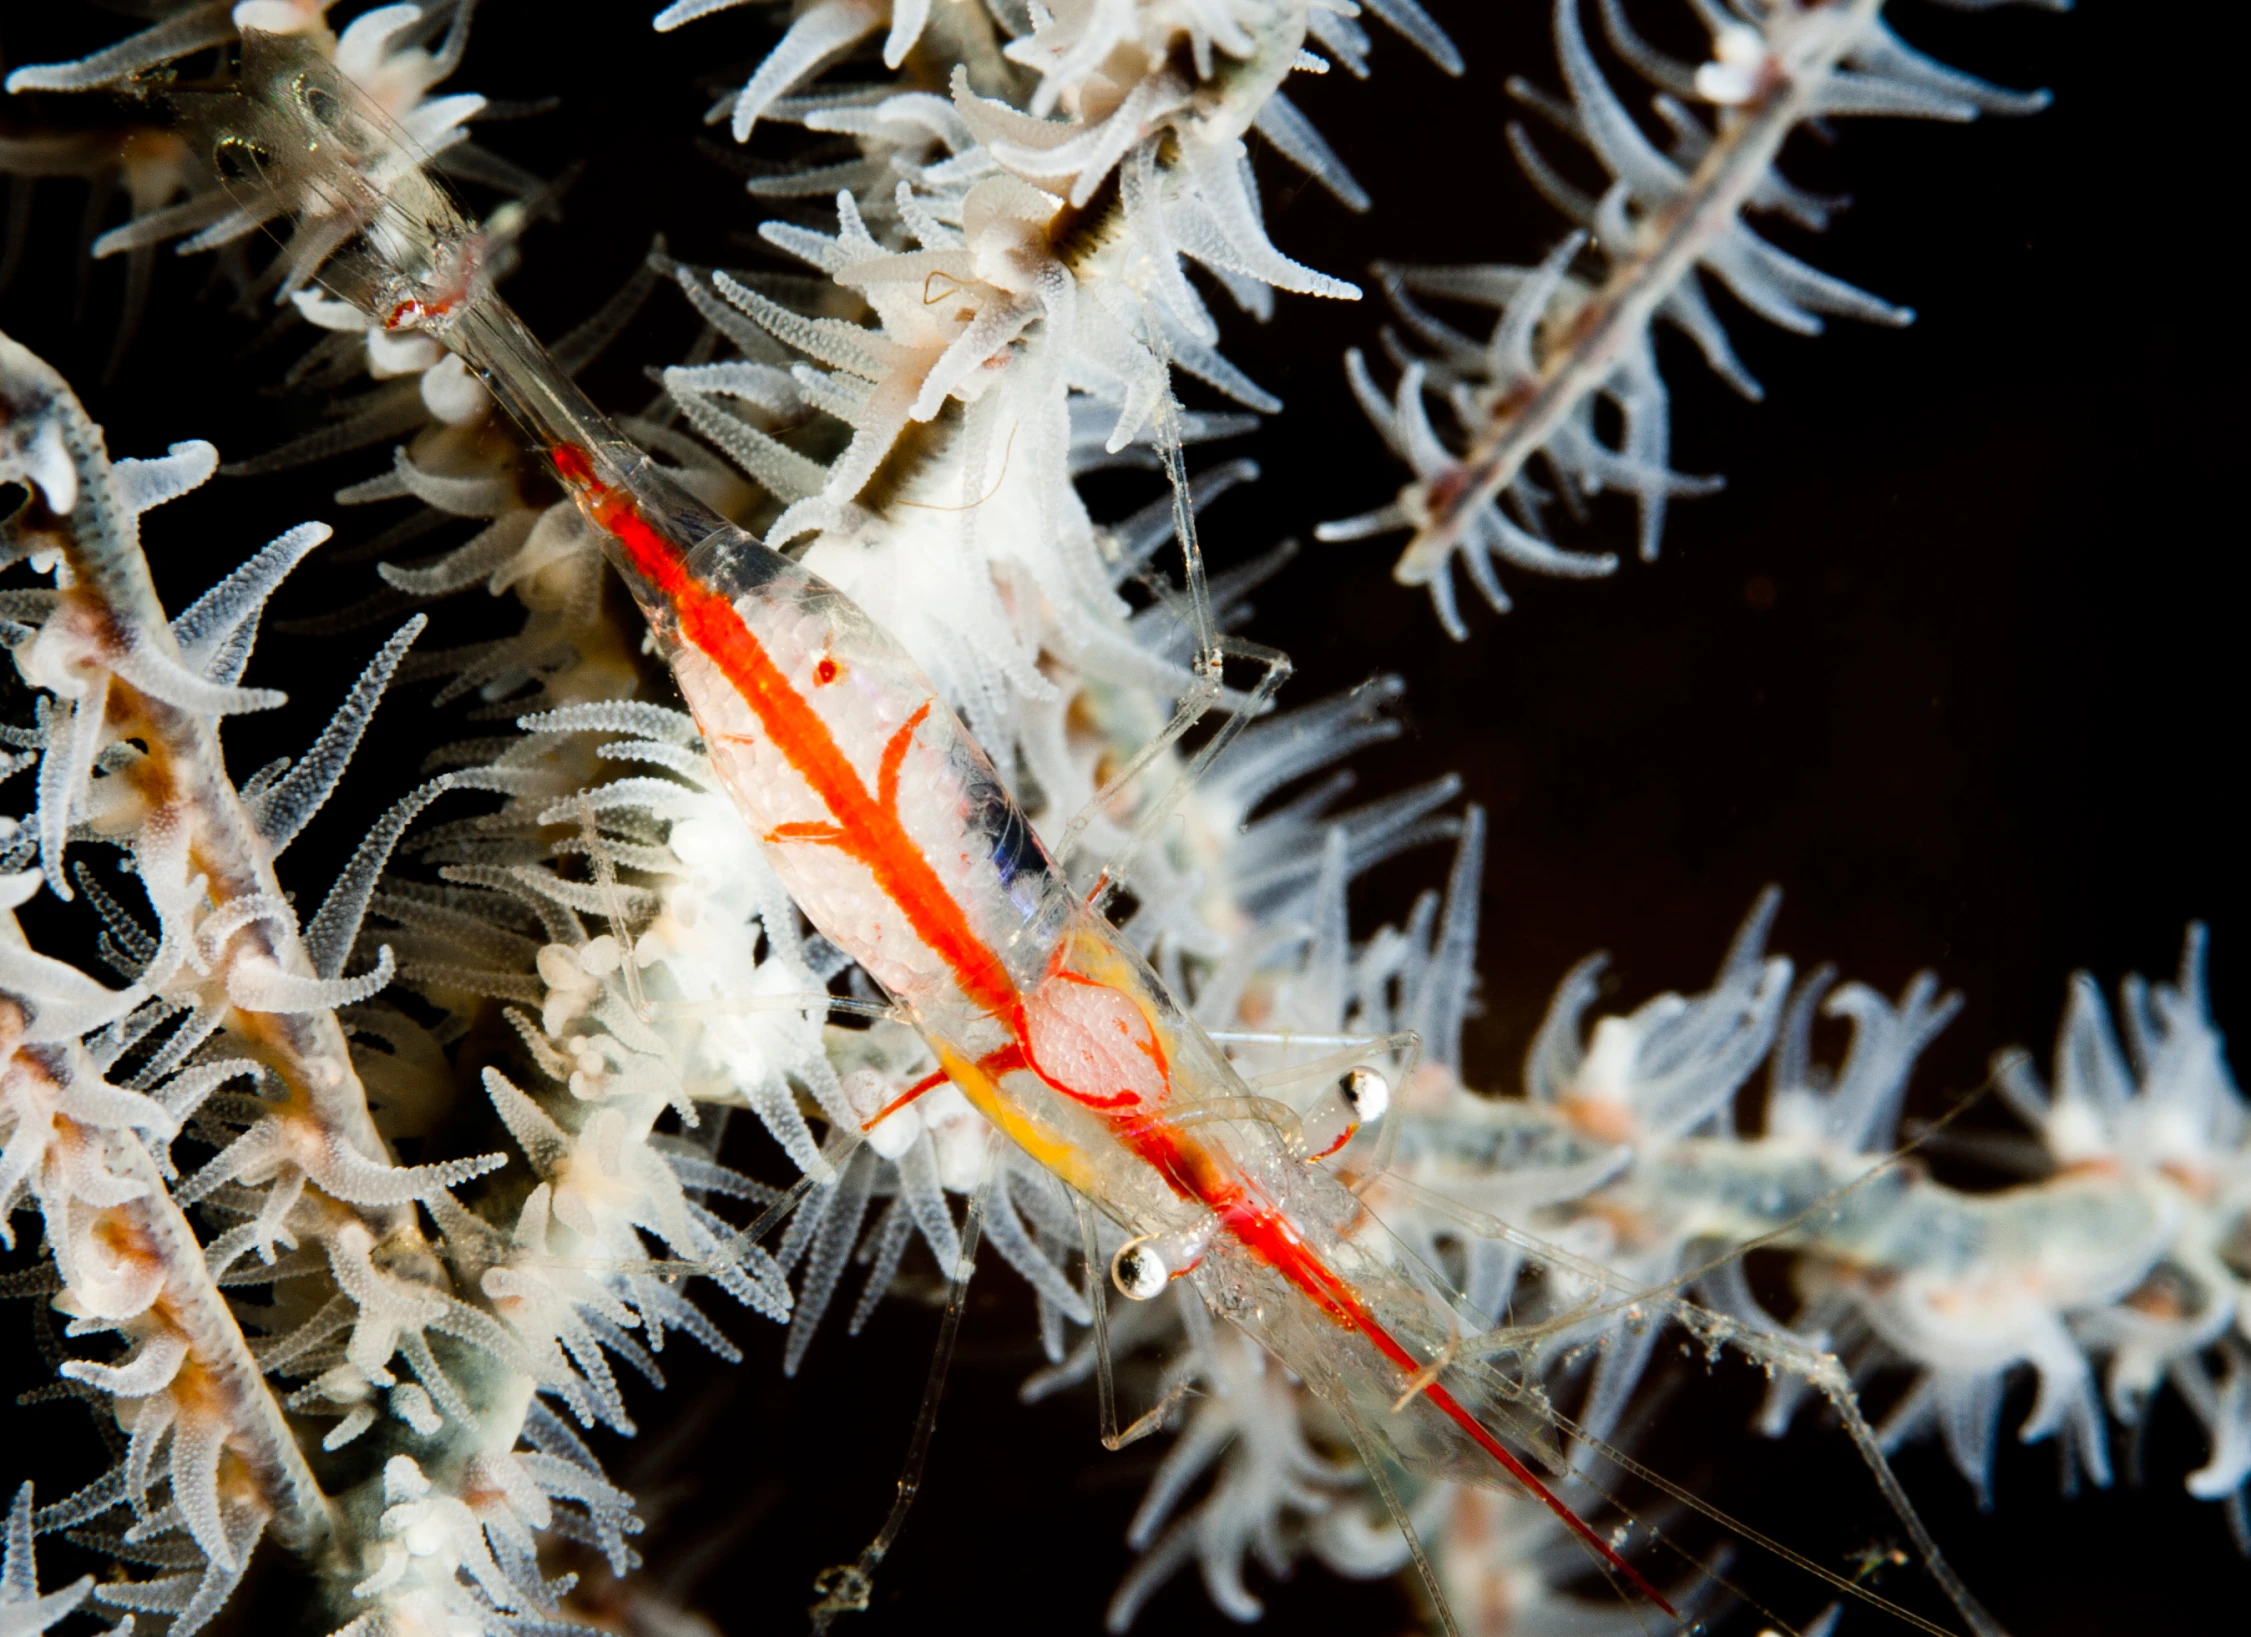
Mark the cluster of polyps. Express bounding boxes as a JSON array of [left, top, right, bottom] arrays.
[[0, 1481, 95, 1635], [1380, 906, 2251, 1566], [334, 0, 2128, 1629], [2, 334, 388, 1628], [0, 334, 810, 1637], [382, 697, 1092, 1373], [0, 0, 661, 730], [664, 0, 1458, 148], [1077, 884, 2243, 1631], [639, 0, 1468, 893]]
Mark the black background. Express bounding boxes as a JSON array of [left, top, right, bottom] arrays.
[[1, 2, 2242, 1633]]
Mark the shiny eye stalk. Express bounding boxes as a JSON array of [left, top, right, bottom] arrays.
[[1340, 1065, 1389, 1123], [1289, 1065, 1393, 1162], [1110, 1219, 1217, 1299], [1110, 1237, 1170, 1301]]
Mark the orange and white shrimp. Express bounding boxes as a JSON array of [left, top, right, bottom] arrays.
[[210, 36, 1684, 1618], [508, 228, 1689, 1625]]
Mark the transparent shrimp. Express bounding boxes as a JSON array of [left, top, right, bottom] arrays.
[[564, 477, 1678, 1611], [204, 36, 1998, 1635]]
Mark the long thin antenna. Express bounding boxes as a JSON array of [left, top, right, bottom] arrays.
[[1337, 1407, 1464, 1637], [1075, 1192, 1122, 1449]]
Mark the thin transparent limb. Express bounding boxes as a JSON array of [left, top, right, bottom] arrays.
[[1390, 1310, 1461, 1414], [1058, 394, 1296, 914], [1438, 1075, 2001, 1347], [1110, 1374, 1197, 1452], [634, 990, 901, 1025], [1207, 1029, 1417, 1050], [1539, 1399, 1986, 1637], [508, 1252, 715, 1280], [1073, 1189, 1195, 1452], [1378, 1082, 2014, 1634], [711, 1128, 865, 1256], [579, 792, 651, 1019], [808, 1135, 994, 1633], [1075, 629, 1293, 919], [1827, 1390, 2006, 1637], [1394, 1348, 1861, 1637], [1234, 1031, 1421, 1097], [1335, 1402, 1463, 1637], [1056, 660, 1219, 894], [1075, 1190, 1123, 1449], [1158, 1094, 1306, 1140], [1157, 393, 1221, 673]]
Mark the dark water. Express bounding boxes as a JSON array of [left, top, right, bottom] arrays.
[[0, 2, 2239, 1633]]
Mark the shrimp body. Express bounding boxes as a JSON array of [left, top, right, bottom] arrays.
[[213, 42, 1664, 1601], [535, 434, 1669, 1607]]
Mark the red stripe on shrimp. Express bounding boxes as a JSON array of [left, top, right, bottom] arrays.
[[1113, 1113, 1679, 1617], [550, 444, 1021, 1024], [551, 446, 1191, 1124]]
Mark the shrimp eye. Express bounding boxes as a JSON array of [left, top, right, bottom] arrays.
[[813, 656, 840, 686], [1340, 1066, 1390, 1123], [1110, 1237, 1170, 1301]]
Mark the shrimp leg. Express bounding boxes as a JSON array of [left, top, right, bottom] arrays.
[[1058, 397, 1293, 911], [1336, 1408, 1464, 1637], [1069, 630, 1294, 917], [810, 1140, 995, 1632], [1071, 1190, 1196, 1454]]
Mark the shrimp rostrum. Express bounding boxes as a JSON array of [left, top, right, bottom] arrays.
[[199, 34, 2004, 1635]]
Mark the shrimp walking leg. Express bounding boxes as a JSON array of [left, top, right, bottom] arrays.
[[810, 1144, 994, 1632], [1067, 629, 1293, 917], [1337, 1408, 1464, 1637], [1072, 1191, 1194, 1453], [1073, 1192, 1125, 1448], [1056, 397, 1293, 910], [1401, 1174, 2011, 1637]]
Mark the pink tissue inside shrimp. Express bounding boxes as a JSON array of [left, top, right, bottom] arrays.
[[1023, 972, 1168, 1111]]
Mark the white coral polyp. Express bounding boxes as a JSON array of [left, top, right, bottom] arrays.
[[351, 1454, 530, 1618], [233, 0, 334, 37], [1007, 0, 1265, 118], [332, 4, 486, 158], [1, 1039, 174, 1254]]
